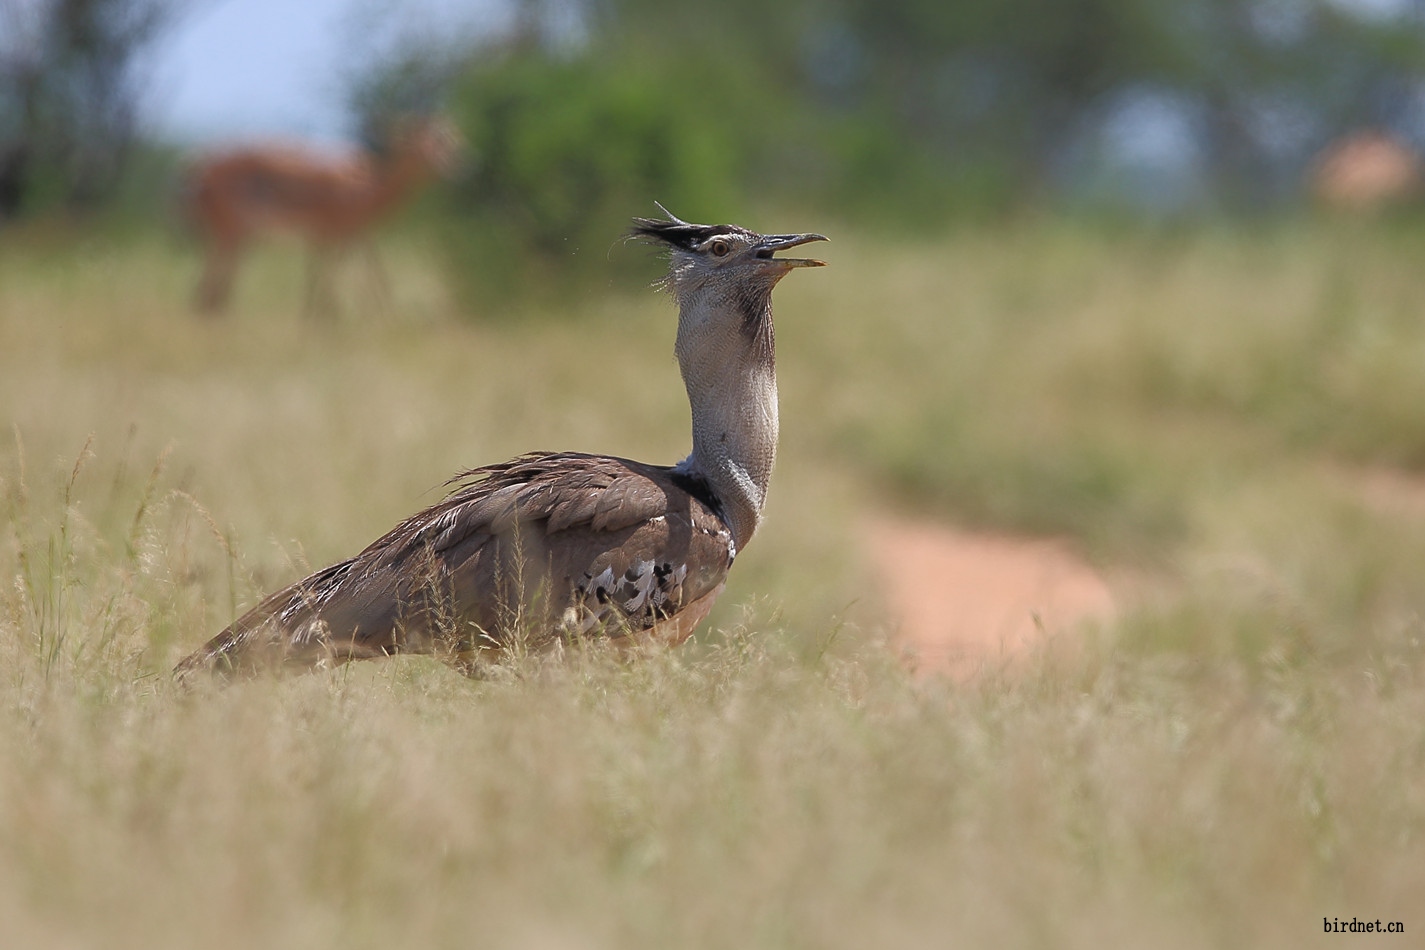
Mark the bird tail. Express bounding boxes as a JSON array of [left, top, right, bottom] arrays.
[[172, 615, 285, 686], [171, 562, 349, 684], [171, 558, 425, 685]]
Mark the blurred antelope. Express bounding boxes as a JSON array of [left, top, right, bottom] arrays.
[[1308, 131, 1423, 213], [186, 116, 464, 315]]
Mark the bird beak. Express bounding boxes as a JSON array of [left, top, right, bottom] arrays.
[[753, 232, 829, 272]]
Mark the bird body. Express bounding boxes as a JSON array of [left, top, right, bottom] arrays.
[[175, 211, 826, 679]]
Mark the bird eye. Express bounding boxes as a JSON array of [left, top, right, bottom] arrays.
[[710, 240, 730, 257]]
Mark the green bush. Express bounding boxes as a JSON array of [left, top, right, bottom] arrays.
[[433, 44, 985, 311], [442, 54, 746, 310]]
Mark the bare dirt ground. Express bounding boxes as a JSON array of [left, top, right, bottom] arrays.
[[865, 517, 1117, 679], [867, 464, 1425, 680], [1336, 463, 1425, 520]]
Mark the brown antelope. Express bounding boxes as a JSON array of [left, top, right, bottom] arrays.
[[186, 116, 464, 315], [1308, 131, 1423, 213]]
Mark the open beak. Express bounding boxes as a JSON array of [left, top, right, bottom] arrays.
[[753, 232, 829, 272]]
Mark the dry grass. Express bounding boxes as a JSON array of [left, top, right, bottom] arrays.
[[1, 221, 1423, 948]]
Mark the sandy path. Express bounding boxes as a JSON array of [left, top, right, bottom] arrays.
[[864, 464, 1425, 679], [865, 517, 1116, 679], [1336, 463, 1425, 520]]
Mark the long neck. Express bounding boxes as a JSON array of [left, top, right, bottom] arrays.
[[358, 148, 434, 219], [676, 292, 779, 553]]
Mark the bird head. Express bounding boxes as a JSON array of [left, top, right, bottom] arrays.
[[630, 205, 828, 300], [631, 205, 828, 372]]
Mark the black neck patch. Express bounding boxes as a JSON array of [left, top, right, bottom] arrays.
[[666, 466, 728, 528]]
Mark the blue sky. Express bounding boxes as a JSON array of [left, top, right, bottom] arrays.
[[145, 0, 1417, 147], [146, 0, 508, 145]]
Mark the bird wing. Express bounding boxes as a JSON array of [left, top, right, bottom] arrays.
[[175, 452, 734, 677]]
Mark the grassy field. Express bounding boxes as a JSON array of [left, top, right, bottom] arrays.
[[1, 218, 1423, 948]]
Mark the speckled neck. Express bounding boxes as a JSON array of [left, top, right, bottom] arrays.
[[674, 288, 778, 553]]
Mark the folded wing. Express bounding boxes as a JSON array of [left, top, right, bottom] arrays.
[[174, 452, 734, 678]]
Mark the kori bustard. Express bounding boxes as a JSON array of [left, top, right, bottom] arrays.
[[174, 210, 827, 679]]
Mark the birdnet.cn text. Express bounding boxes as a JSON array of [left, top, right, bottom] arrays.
[[1324, 918, 1404, 934]]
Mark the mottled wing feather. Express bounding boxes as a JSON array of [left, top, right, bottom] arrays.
[[592, 474, 661, 531]]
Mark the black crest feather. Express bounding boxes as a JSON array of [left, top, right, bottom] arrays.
[[629, 205, 741, 252]]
